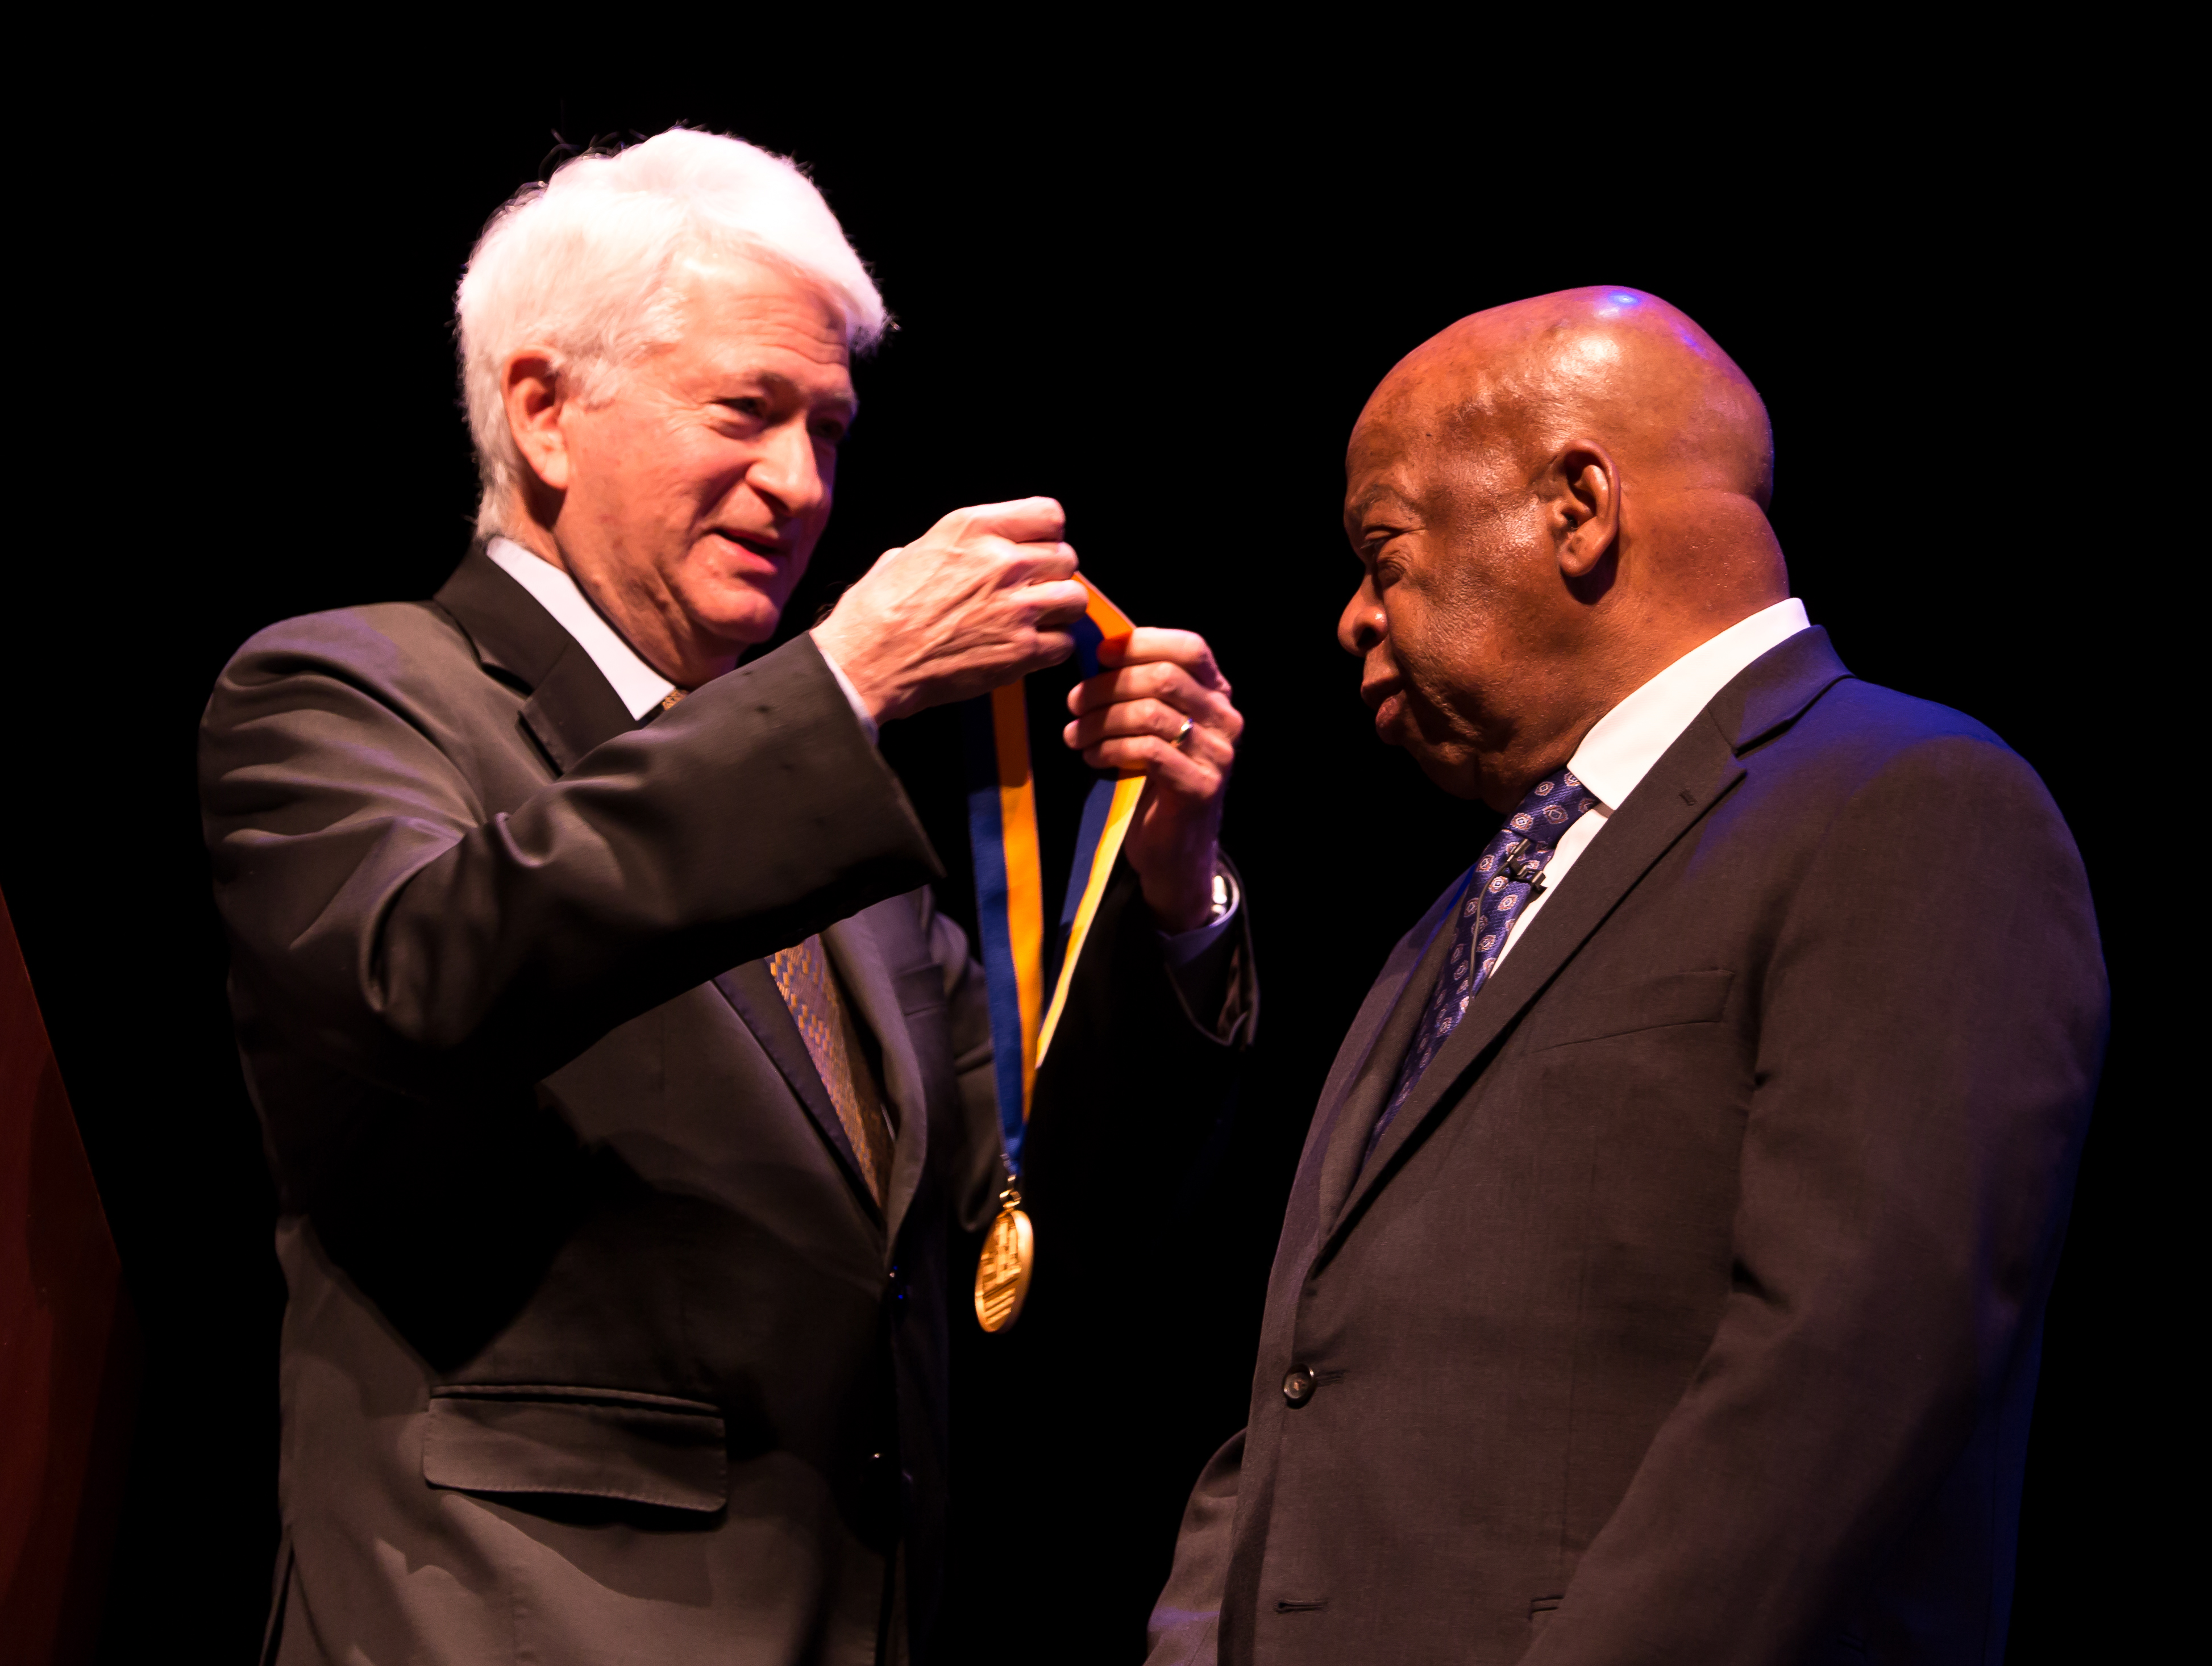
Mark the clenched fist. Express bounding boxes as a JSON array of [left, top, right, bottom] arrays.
[[812, 498, 1090, 724]]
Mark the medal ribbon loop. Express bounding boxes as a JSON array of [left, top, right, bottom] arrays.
[[962, 577, 1140, 1172]]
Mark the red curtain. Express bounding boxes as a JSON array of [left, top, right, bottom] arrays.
[[1, 892, 138, 1664]]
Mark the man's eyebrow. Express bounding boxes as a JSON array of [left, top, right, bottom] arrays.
[[1344, 485, 1412, 527], [718, 369, 857, 419]]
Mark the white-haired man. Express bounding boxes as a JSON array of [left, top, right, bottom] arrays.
[[200, 129, 1254, 1665]]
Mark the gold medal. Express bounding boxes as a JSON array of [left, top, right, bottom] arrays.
[[973, 1186, 1035, 1332]]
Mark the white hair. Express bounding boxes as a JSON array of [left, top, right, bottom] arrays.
[[456, 128, 887, 537]]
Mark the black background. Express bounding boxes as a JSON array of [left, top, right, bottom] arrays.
[[7, 68, 2148, 1663]]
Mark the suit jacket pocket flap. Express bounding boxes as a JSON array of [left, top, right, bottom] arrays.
[[423, 1386, 727, 1512], [1525, 968, 1733, 1051]]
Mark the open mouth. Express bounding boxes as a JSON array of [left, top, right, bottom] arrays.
[[1362, 677, 1409, 738], [714, 530, 782, 559]]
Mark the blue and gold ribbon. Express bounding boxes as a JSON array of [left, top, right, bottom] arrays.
[[964, 577, 1142, 1170]]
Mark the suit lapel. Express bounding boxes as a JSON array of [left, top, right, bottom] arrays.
[[434, 545, 635, 772], [1323, 627, 1855, 1251], [440, 534, 888, 1221], [521, 644, 637, 773], [712, 963, 883, 1224], [433, 540, 1066, 1244], [711, 912, 929, 1242], [822, 914, 931, 1246], [1309, 878, 1471, 1233]]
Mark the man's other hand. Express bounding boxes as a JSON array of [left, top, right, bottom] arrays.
[[812, 498, 1088, 724], [1063, 630, 1244, 933]]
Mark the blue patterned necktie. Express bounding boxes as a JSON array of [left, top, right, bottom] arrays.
[[1366, 765, 1600, 1160]]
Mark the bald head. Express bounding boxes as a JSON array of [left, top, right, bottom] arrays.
[[1339, 286, 1790, 808], [1363, 286, 1774, 511]]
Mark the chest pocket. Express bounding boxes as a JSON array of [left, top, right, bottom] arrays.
[[1523, 968, 1732, 1052], [886, 959, 958, 1114], [892, 961, 948, 1021]]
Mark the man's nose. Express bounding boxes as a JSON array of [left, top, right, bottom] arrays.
[[749, 420, 829, 522], [1338, 583, 1385, 656]]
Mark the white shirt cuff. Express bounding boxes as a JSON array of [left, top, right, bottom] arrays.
[[1160, 865, 1241, 964], [812, 638, 879, 745]]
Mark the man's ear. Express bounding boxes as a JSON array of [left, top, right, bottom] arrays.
[[1549, 439, 1619, 580], [502, 351, 572, 494]]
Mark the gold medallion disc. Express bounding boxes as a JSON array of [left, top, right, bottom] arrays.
[[973, 1201, 1035, 1332]]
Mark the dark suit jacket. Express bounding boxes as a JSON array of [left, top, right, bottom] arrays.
[[1147, 629, 2103, 1666], [199, 549, 1250, 1666]]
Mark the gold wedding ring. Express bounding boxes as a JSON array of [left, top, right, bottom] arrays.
[[1173, 717, 1196, 750]]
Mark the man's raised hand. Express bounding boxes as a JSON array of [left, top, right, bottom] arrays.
[[1062, 629, 1245, 934], [812, 498, 1089, 724]]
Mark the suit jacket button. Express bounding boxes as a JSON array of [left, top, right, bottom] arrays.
[[1282, 1367, 1316, 1406]]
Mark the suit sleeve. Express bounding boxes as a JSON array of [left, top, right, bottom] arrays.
[[1021, 859, 1257, 1229], [201, 620, 939, 1101], [1527, 734, 2106, 1663], [1146, 1428, 1245, 1666]]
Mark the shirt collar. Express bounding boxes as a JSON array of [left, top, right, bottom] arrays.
[[1567, 598, 1811, 810], [485, 537, 677, 721]]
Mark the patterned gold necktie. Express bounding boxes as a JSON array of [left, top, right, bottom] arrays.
[[652, 693, 893, 1201], [767, 936, 895, 1202]]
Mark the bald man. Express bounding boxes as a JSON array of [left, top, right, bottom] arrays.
[[1146, 290, 2104, 1665]]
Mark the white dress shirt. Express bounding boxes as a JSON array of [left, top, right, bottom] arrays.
[[484, 536, 1240, 954], [1490, 598, 1811, 970]]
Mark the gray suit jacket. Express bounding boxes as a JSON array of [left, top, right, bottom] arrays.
[[201, 549, 1249, 1665], [1147, 630, 2103, 1666]]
